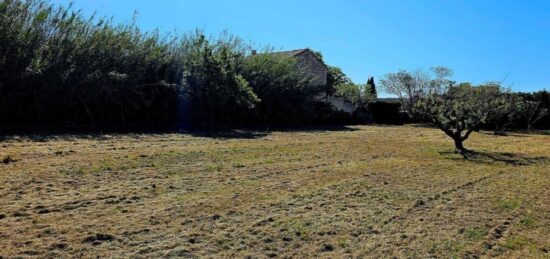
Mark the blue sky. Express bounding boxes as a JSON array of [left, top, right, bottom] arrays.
[[50, 0, 550, 93]]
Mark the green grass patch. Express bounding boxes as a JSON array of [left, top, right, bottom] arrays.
[[496, 199, 521, 212], [502, 235, 529, 250], [464, 226, 489, 241], [205, 163, 223, 172], [519, 215, 536, 228]]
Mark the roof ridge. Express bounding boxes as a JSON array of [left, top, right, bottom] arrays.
[[270, 48, 310, 56]]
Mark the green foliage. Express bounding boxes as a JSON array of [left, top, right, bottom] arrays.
[[311, 52, 375, 115], [335, 83, 372, 107], [0, 0, 358, 128], [486, 91, 523, 134], [0, 0, 182, 125], [6, 0, 545, 130], [415, 83, 505, 152], [180, 32, 258, 124], [336, 83, 361, 104], [242, 52, 315, 123], [326, 66, 352, 96], [517, 90, 550, 130], [476, 90, 550, 132], [310, 50, 352, 98]]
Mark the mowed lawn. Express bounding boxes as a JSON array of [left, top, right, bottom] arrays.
[[0, 125, 549, 258]]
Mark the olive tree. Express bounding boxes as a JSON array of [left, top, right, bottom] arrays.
[[414, 83, 504, 157]]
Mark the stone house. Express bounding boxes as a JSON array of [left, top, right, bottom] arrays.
[[269, 48, 356, 114], [270, 48, 328, 87]]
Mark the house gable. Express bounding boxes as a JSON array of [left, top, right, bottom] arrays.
[[269, 48, 328, 87], [263, 49, 355, 114], [293, 49, 328, 87]]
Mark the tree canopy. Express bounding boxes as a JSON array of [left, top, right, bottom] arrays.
[[380, 67, 454, 115], [414, 83, 505, 156]]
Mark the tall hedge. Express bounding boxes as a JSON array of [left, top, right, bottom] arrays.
[[0, 0, 332, 129], [0, 0, 183, 127]]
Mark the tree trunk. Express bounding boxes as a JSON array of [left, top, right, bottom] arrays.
[[454, 137, 465, 152], [453, 137, 469, 159], [494, 123, 507, 136], [440, 127, 472, 159]]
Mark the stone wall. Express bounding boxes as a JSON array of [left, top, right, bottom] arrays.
[[313, 93, 356, 114], [294, 50, 328, 87]]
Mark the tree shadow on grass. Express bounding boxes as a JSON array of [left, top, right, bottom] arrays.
[[0, 124, 181, 142], [510, 130, 550, 136], [409, 123, 438, 129], [479, 132, 531, 138], [440, 150, 550, 166], [0, 124, 360, 142], [0, 132, 114, 142], [182, 129, 269, 140], [183, 124, 359, 140]]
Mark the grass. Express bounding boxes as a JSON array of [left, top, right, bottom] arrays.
[[0, 125, 549, 258], [496, 198, 522, 213], [464, 226, 490, 241]]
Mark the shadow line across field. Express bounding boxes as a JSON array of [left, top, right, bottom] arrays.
[[441, 150, 550, 166], [185, 125, 359, 139], [0, 125, 359, 142]]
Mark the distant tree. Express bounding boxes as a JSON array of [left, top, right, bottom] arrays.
[[380, 67, 454, 115], [414, 83, 504, 157], [367, 76, 377, 98], [430, 66, 455, 95], [379, 70, 426, 114], [335, 83, 373, 107]]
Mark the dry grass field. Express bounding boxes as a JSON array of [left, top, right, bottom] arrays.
[[1, 125, 549, 258]]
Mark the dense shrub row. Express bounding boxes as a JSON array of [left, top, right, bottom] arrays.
[[0, 0, 338, 130], [0, 0, 185, 127], [1, 0, 547, 131], [483, 91, 550, 131]]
